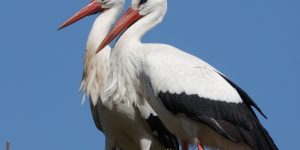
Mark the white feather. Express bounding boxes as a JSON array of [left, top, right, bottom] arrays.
[[78, 1, 169, 149], [107, 0, 250, 148], [143, 44, 242, 103]]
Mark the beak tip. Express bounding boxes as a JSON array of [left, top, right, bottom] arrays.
[[58, 24, 66, 30], [58, 1, 101, 31], [95, 47, 101, 54], [96, 44, 105, 54]]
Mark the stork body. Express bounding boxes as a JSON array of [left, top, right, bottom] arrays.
[[82, 3, 147, 149], [59, 0, 178, 150], [98, 0, 278, 149]]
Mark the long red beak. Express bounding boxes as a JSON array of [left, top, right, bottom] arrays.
[[96, 7, 142, 53], [58, 0, 102, 30]]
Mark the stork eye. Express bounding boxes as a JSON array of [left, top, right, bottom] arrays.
[[139, 0, 148, 5]]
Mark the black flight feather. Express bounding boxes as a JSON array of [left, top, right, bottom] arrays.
[[146, 114, 179, 150], [158, 91, 278, 150]]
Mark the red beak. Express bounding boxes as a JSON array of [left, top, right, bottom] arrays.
[[58, 0, 103, 30], [96, 7, 142, 53]]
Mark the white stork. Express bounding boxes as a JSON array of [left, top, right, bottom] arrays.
[[59, 0, 179, 149], [97, 0, 278, 149]]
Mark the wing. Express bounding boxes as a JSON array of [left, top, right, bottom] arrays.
[[143, 44, 277, 150], [89, 98, 103, 132], [138, 102, 179, 150]]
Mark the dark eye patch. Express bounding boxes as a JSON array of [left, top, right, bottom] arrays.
[[139, 0, 148, 5]]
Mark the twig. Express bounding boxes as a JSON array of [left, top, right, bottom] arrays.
[[6, 142, 10, 150]]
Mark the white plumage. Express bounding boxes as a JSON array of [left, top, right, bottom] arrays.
[[97, 0, 278, 149], [142, 44, 242, 103], [60, 0, 179, 149]]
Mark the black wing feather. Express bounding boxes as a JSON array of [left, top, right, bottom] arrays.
[[89, 98, 103, 132], [90, 98, 179, 149], [219, 73, 268, 119], [158, 90, 278, 150], [146, 114, 179, 150]]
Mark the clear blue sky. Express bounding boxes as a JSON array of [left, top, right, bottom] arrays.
[[0, 0, 299, 149]]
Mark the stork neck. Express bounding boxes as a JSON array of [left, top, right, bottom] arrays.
[[106, 3, 168, 106], [116, 3, 167, 47], [81, 5, 123, 105], [86, 6, 123, 52]]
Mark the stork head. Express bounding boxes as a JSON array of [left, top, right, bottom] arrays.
[[58, 0, 125, 30], [97, 0, 167, 52], [100, 0, 125, 9], [131, 0, 166, 16]]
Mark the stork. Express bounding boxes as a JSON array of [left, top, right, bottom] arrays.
[[97, 0, 278, 149], [59, 0, 179, 149]]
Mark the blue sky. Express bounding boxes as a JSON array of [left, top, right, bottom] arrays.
[[0, 0, 299, 149]]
